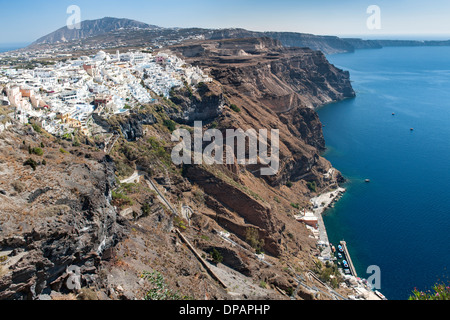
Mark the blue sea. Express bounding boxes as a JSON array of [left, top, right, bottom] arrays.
[[0, 43, 28, 53], [318, 46, 450, 300]]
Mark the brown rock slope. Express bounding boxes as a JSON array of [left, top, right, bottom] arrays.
[[0, 124, 123, 299], [168, 37, 353, 187], [0, 38, 356, 300]]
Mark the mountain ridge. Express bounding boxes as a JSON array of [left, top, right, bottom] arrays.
[[33, 17, 160, 45], [30, 17, 450, 55]]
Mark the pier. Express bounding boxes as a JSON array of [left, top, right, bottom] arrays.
[[340, 241, 358, 277]]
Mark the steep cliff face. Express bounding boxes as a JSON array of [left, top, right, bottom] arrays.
[[169, 81, 227, 124], [108, 111, 157, 141], [0, 125, 124, 299], [0, 38, 357, 300], [208, 49, 354, 110], [171, 38, 354, 111], [169, 38, 352, 186], [159, 38, 352, 259], [206, 30, 355, 54]]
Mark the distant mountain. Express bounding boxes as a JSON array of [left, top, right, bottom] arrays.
[[33, 17, 160, 44], [29, 17, 450, 54]]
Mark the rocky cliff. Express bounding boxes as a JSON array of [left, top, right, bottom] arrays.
[[0, 124, 124, 299], [206, 29, 355, 54], [145, 38, 351, 259], [169, 38, 352, 186], [1, 37, 356, 300]]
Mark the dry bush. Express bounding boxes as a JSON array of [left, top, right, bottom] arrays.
[[11, 181, 26, 193], [77, 288, 99, 300]]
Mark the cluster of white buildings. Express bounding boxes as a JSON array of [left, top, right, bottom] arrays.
[[0, 49, 212, 137]]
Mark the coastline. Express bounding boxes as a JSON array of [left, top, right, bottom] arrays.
[[309, 187, 386, 300], [310, 187, 346, 260]]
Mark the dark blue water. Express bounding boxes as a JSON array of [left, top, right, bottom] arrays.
[[0, 43, 27, 53], [318, 47, 450, 300]]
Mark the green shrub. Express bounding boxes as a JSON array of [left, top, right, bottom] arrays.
[[115, 160, 134, 179], [31, 147, 43, 156], [286, 181, 293, 188], [24, 158, 38, 171], [290, 203, 300, 209], [230, 104, 241, 113], [141, 271, 184, 300], [410, 282, 450, 300], [163, 119, 176, 132], [245, 227, 264, 253], [174, 216, 187, 230], [147, 137, 171, 165], [314, 261, 341, 286], [307, 181, 317, 192], [209, 248, 223, 265], [112, 190, 133, 208], [141, 203, 152, 217], [31, 123, 42, 133], [286, 287, 294, 296], [210, 121, 218, 129], [331, 277, 339, 289]]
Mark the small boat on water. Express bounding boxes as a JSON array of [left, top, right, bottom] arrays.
[[338, 253, 343, 259], [343, 260, 349, 268], [410, 128, 414, 131], [338, 245, 344, 253], [365, 179, 371, 183]]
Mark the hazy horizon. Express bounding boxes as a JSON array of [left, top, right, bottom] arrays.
[[1, 28, 450, 49], [2, 0, 450, 45]]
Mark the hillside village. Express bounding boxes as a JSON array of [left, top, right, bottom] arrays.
[[0, 39, 386, 301], [0, 49, 212, 136]]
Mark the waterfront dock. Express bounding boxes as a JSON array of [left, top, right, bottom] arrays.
[[309, 187, 346, 261], [340, 241, 358, 277]]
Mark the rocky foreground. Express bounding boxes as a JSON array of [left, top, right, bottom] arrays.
[[1, 38, 356, 300]]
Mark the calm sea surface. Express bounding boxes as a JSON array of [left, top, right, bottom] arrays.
[[318, 46, 450, 300], [0, 43, 27, 53]]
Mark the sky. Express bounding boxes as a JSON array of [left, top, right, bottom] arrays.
[[1, 0, 450, 45]]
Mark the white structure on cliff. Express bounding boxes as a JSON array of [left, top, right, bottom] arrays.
[[0, 49, 213, 136]]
